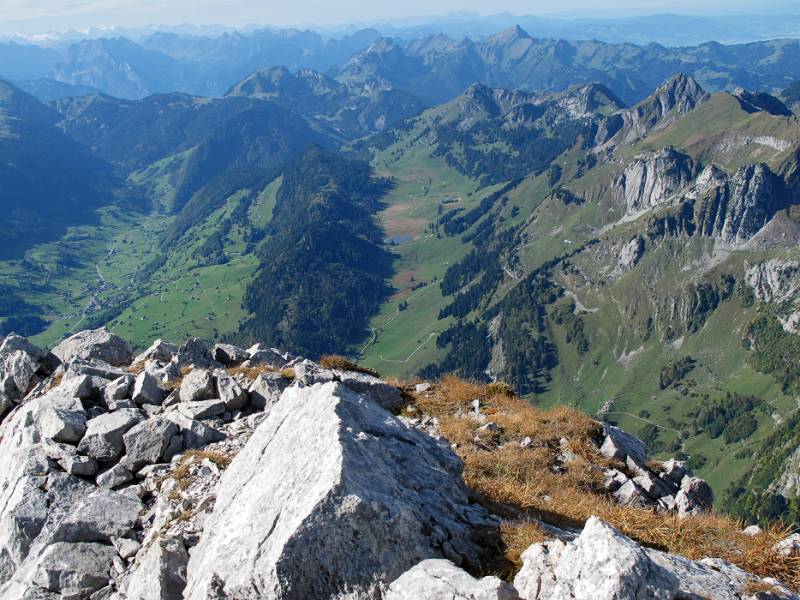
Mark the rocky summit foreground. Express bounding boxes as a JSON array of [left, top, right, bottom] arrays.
[[0, 328, 796, 599]]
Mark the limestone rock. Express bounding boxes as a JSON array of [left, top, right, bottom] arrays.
[[244, 344, 288, 367], [600, 424, 647, 465], [164, 411, 225, 450], [618, 236, 644, 271], [3, 350, 38, 397], [66, 358, 126, 381], [95, 464, 134, 489], [184, 382, 495, 599], [175, 338, 214, 368], [774, 533, 800, 557], [615, 148, 695, 217], [177, 399, 226, 420], [133, 339, 178, 366], [47, 489, 143, 544], [0, 334, 44, 362], [513, 517, 679, 599], [335, 369, 406, 412], [51, 328, 133, 367], [660, 459, 686, 484], [215, 373, 248, 410], [212, 344, 249, 367], [122, 417, 179, 471], [0, 391, 89, 583], [78, 409, 145, 463], [60, 454, 99, 477], [120, 538, 189, 600], [179, 369, 215, 403], [386, 559, 518, 600], [248, 372, 289, 410], [32, 542, 116, 597], [103, 375, 134, 409], [131, 372, 165, 406], [675, 476, 714, 517], [37, 407, 87, 444]]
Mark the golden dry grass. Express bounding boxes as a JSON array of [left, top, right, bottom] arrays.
[[411, 376, 800, 590], [127, 362, 146, 375], [226, 364, 278, 381], [172, 449, 233, 490], [280, 367, 296, 381], [46, 372, 64, 391], [320, 354, 379, 377], [162, 365, 194, 391]]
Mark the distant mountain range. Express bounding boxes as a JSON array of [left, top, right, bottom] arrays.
[[4, 23, 800, 103]]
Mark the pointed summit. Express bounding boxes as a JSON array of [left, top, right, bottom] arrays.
[[619, 74, 710, 141], [494, 24, 531, 43], [479, 25, 534, 62], [650, 73, 709, 116]]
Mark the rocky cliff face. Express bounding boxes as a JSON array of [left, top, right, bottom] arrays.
[[693, 163, 784, 246], [0, 328, 795, 599], [614, 147, 696, 217], [627, 161, 786, 248]]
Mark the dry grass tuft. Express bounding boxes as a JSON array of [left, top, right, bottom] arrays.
[[127, 362, 146, 375], [320, 354, 379, 377], [410, 376, 800, 590], [163, 365, 195, 391], [280, 368, 296, 381], [46, 372, 64, 391], [499, 520, 550, 571], [485, 381, 516, 398], [743, 578, 785, 595], [172, 449, 233, 490], [227, 364, 278, 381]]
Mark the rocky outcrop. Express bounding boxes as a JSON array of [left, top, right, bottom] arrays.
[[512, 516, 796, 600], [693, 163, 784, 246], [0, 333, 57, 420], [184, 381, 496, 599], [0, 329, 791, 599], [746, 259, 800, 332], [51, 328, 132, 367], [642, 162, 787, 247], [618, 236, 645, 271], [614, 148, 695, 217], [598, 425, 712, 517], [732, 88, 793, 117]]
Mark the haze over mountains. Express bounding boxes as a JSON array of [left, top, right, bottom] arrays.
[[5, 8, 800, 541], [3, 16, 800, 102]]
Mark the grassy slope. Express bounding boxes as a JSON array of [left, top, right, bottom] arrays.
[[106, 187, 277, 350], [362, 93, 800, 499], [4, 174, 278, 352]]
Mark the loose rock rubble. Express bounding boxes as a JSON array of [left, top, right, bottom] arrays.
[[0, 328, 795, 599], [599, 425, 714, 517]]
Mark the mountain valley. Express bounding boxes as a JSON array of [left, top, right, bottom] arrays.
[[3, 21, 800, 536]]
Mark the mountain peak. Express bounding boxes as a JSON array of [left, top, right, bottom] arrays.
[[496, 24, 530, 42], [654, 73, 708, 108]]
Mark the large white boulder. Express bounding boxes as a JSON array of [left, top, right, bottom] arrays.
[[514, 517, 678, 599], [184, 381, 496, 599], [51, 328, 133, 367], [386, 559, 518, 600], [514, 516, 797, 600]]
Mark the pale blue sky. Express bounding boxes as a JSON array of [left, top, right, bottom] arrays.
[[0, 0, 795, 33]]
